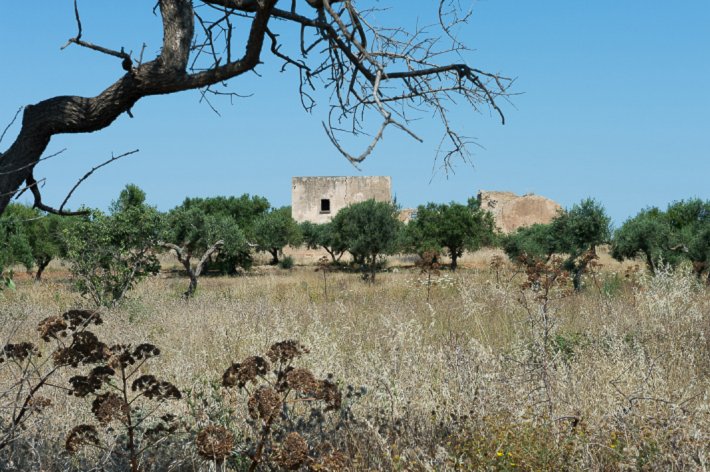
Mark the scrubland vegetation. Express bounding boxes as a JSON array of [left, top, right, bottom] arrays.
[[1, 187, 709, 470], [0, 252, 708, 471]]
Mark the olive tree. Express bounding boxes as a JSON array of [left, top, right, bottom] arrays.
[[179, 195, 269, 274], [503, 223, 557, 265], [666, 199, 710, 282], [612, 200, 710, 283], [611, 208, 680, 274], [0, 1, 510, 216], [2, 204, 76, 282], [403, 202, 495, 270], [0, 207, 34, 289], [64, 185, 161, 307], [332, 199, 401, 282], [551, 199, 611, 290], [253, 207, 302, 265], [162, 201, 250, 298], [300, 221, 347, 263], [504, 199, 610, 291]]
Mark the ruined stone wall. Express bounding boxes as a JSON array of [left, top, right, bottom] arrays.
[[292, 176, 392, 223], [478, 190, 562, 234]]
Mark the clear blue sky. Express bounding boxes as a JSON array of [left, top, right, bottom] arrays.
[[1, 1, 708, 226]]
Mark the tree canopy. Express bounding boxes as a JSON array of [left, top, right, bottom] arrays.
[[612, 199, 710, 282], [253, 207, 302, 265], [504, 198, 610, 290], [331, 199, 401, 281], [162, 199, 251, 297], [611, 208, 679, 273], [64, 185, 161, 306], [300, 221, 347, 263], [402, 202, 495, 270]]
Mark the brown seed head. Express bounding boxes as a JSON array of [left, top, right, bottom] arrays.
[[131, 375, 182, 400], [91, 392, 129, 425], [267, 340, 309, 364], [222, 356, 270, 388], [247, 386, 282, 421], [284, 367, 320, 395], [108, 344, 136, 369], [62, 309, 102, 329], [315, 379, 342, 412], [2, 342, 39, 362], [69, 375, 103, 397], [195, 425, 234, 462], [69, 365, 116, 397], [276, 432, 310, 470], [53, 331, 109, 367], [133, 343, 160, 360], [65, 424, 99, 453], [37, 316, 68, 342]]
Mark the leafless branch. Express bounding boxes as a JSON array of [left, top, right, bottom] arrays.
[[0, 107, 22, 147], [59, 149, 140, 212], [0, 0, 511, 214], [61, 0, 133, 70]]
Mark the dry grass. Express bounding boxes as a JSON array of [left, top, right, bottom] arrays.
[[0, 254, 708, 470]]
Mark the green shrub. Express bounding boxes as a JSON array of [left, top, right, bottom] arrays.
[[278, 255, 295, 269]]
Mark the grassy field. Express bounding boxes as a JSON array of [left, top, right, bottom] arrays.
[[1, 251, 708, 471]]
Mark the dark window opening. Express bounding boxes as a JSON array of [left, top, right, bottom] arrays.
[[320, 199, 331, 213]]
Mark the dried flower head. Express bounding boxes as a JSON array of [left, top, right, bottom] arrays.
[[247, 386, 282, 421], [63, 309, 102, 329], [92, 392, 129, 425], [318, 450, 349, 471], [284, 367, 320, 395], [222, 356, 270, 388], [196, 425, 234, 462], [108, 344, 136, 369], [316, 255, 331, 272], [91, 365, 115, 381], [53, 331, 108, 367], [68, 365, 116, 397], [131, 375, 182, 400], [267, 340, 309, 364], [490, 254, 505, 270], [69, 374, 103, 397], [315, 379, 342, 412], [28, 395, 52, 411], [133, 343, 160, 360], [417, 250, 441, 273], [275, 432, 310, 470], [2, 342, 39, 362], [37, 316, 68, 342], [65, 424, 100, 453]]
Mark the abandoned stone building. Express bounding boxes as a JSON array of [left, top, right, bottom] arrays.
[[291, 176, 392, 223], [477, 190, 562, 234]]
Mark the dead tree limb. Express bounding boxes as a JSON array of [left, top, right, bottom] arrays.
[[0, 0, 511, 215]]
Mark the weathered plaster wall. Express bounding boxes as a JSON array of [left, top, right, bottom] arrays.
[[478, 190, 562, 234], [292, 176, 392, 223]]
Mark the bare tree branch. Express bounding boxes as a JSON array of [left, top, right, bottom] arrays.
[[0, 0, 511, 214], [0, 107, 22, 147], [59, 149, 140, 212]]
